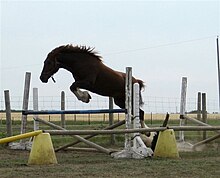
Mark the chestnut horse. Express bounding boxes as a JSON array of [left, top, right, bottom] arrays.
[[40, 45, 147, 129]]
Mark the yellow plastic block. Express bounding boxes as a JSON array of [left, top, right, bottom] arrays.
[[154, 129, 179, 158], [28, 133, 58, 165]]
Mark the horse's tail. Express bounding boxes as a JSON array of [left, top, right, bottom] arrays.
[[137, 79, 145, 91], [137, 79, 145, 107]]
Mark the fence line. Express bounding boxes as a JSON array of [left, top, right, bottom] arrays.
[[0, 94, 219, 114]]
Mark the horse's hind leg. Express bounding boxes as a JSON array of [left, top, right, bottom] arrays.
[[140, 109, 150, 136], [114, 98, 150, 136]]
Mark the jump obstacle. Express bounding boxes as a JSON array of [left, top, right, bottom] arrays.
[[2, 68, 220, 163], [30, 67, 153, 158], [2, 67, 154, 159]]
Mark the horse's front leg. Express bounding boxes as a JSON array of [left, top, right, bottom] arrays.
[[70, 81, 92, 103]]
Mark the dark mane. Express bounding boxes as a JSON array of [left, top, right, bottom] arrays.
[[50, 44, 102, 61]]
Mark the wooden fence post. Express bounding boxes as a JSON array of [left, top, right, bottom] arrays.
[[197, 92, 201, 121], [4, 90, 12, 137], [197, 92, 202, 139], [179, 77, 187, 142], [21, 72, 31, 135], [202, 93, 207, 140], [125, 67, 132, 149], [33, 88, 39, 130], [61, 91, 65, 128], [109, 97, 115, 145]]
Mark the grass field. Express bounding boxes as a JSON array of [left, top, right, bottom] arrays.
[[0, 142, 219, 178], [0, 115, 219, 178]]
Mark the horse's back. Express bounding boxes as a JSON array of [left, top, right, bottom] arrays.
[[92, 64, 126, 97]]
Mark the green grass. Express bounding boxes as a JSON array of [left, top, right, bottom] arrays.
[[0, 119, 220, 178], [0, 148, 219, 178]]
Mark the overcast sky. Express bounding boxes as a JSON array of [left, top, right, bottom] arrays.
[[1, 1, 220, 110]]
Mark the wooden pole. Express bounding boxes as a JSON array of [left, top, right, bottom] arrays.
[[185, 116, 220, 134], [4, 90, 12, 137], [44, 126, 220, 135], [54, 119, 125, 152], [179, 77, 187, 141], [23, 109, 126, 115], [35, 117, 111, 154], [197, 92, 201, 121], [216, 36, 220, 111], [109, 97, 115, 145], [125, 67, 132, 149], [133, 83, 140, 148], [202, 93, 207, 140], [21, 72, 31, 134], [33, 88, 39, 130], [197, 92, 202, 139], [61, 91, 65, 128], [193, 133, 220, 148]]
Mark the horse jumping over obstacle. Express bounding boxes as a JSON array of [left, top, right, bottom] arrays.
[[40, 44, 148, 133]]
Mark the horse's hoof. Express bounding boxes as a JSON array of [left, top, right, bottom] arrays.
[[145, 132, 151, 137], [83, 98, 90, 103], [81, 91, 91, 103], [80, 97, 90, 103]]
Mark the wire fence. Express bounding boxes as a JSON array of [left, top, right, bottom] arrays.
[[0, 94, 219, 114]]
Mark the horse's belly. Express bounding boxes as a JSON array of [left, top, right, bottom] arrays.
[[91, 82, 124, 97]]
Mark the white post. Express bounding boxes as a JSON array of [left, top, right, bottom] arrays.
[[179, 77, 187, 141], [112, 67, 153, 159], [132, 83, 153, 157], [133, 83, 141, 146], [33, 88, 39, 130], [21, 72, 31, 135], [10, 72, 32, 150], [178, 77, 193, 151], [4, 90, 12, 137], [124, 67, 132, 150]]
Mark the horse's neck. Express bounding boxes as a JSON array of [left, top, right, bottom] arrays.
[[59, 54, 76, 72]]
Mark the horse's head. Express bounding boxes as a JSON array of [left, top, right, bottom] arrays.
[[40, 50, 61, 83]]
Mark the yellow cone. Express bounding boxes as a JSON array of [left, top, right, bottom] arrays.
[[154, 129, 179, 158], [28, 133, 58, 165]]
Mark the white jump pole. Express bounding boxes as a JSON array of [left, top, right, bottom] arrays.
[[33, 88, 39, 131], [179, 77, 187, 142], [133, 83, 140, 146], [124, 67, 132, 150], [178, 77, 193, 151], [9, 72, 32, 150], [112, 67, 133, 158], [21, 72, 31, 135], [112, 67, 153, 159]]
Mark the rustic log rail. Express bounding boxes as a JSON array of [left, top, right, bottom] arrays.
[[44, 126, 220, 136]]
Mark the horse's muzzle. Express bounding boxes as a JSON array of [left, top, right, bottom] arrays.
[[40, 75, 48, 83]]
